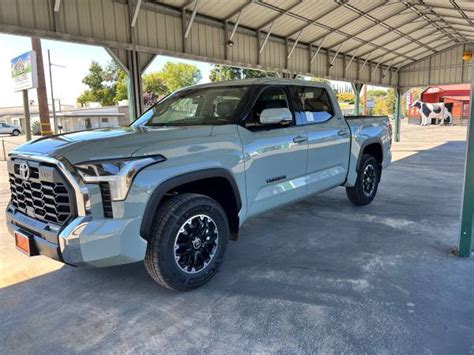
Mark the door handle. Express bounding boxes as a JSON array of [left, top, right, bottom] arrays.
[[337, 129, 350, 137], [293, 135, 307, 144]]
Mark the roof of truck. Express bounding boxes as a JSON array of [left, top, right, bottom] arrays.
[[190, 78, 331, 90]]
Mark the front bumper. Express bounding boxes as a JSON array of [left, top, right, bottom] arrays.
[[6, 205, 147, 267]]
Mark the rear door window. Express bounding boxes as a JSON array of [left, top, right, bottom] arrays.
[[292, 86, 334, 124]]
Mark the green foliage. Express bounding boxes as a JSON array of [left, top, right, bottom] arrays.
[[31, 121, 41, 136], [336, 92, 354, 103], [366, 89, 387, 98], [209, 65, 275, 81], [77, 60, 127, 106], [142, 62, 202, 99]]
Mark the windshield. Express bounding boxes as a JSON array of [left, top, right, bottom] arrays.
[[132, 86, 250, 127]]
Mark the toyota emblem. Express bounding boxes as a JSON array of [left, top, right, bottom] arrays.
[[19, 162, 30, 181]]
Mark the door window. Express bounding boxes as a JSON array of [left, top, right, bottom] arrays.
[[292, 86, 334, 124], [245, 87, 293, 131]]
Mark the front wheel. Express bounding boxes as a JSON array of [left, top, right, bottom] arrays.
[[346, 154, 380, 206], [144, 193, 229, 291]]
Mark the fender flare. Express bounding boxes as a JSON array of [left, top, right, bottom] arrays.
[[356, 139, 383, 172], [140, 168, 242, 240]]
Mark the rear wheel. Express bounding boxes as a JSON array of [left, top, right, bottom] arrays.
[[346, 154, 380, 206], [144, 193, 229, 291], [11, 129, 20, 136]]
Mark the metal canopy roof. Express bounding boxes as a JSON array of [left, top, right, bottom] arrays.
[[153, 0, 474, 71], [0, 0, 472, 87]]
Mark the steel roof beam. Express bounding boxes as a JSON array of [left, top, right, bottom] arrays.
[[285, 2, 345, 39], [359, 52, 373, 72], [184, 0, 200, 38], [131, 0, 142, 28], [257, 0, 303, 31], [449, 0, 474, 26], [390, 37, 461, 68], [255, 1, 414, 64], [54, 0, 61, 12], [228, 10, 243, 42], [327, 5, 420, 52], [345, 47, 359, 70], [310, 36, 327, 63], [342, 2, 438, 53], [408, 1, 467, 43], [309, 1, 390, 47], [259, 20, 275, 53], [225, 0, 254, 22], [354, 20, 450, 64], [371, 32, 449, 67], [422, 2, 474, 13], [287, 29, 303, 58]]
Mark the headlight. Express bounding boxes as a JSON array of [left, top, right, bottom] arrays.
[[75, 155, 166, 201]]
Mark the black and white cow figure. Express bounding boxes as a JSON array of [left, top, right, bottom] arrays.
[[412, 100, 453, 126]]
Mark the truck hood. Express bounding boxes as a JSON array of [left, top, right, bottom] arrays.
[[12, 126, 213, 164]]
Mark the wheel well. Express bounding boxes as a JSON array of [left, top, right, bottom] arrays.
[[161, 177, 240, 240], [362, 143, 383, 166]]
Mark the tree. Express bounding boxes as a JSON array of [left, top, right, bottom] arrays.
[[209, 65, 275, 81], [336, 92, 354, 103], [77, 60, 127, 106], [142, 62, 201, 103]]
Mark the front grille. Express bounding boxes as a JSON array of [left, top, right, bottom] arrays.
[[8, 159, 76, 226]]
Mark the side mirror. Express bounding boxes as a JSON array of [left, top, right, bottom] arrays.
[[260, 108, 293, 125]]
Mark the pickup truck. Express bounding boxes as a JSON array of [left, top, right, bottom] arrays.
[[6, 79, 391, 291]]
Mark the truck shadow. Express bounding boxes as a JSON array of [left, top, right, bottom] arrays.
[[2, 140, 473, 353]]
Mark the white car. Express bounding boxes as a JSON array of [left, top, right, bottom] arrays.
[[0, 123, 22, 136]]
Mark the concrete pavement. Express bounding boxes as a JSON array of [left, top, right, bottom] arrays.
[[1, 122, 473, 353]]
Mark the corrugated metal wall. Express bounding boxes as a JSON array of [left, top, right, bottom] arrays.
[[399, 44, 472, 88]]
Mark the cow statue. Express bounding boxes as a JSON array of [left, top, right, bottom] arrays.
[[412, 100, 452, 126]]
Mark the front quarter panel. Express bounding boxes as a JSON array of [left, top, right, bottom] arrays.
[[114, 124, 246, 231]]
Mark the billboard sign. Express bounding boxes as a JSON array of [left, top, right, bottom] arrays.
[[366, 99, 374, 109], [11, 51, 38, 92]]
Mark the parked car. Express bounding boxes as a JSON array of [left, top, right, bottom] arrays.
[[6, 79, 391, 291], [0, 122, 21, 136]]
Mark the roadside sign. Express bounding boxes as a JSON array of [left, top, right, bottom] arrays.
[[366, 99, 374, 109], [406, 92, 413, 110], [11, 51, 38, 92]]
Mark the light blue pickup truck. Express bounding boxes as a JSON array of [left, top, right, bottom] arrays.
[[6, 79, 391, 291]]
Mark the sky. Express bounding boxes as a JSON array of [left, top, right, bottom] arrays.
[[0, 33, 383, 108], [0, 33, 212, 108]]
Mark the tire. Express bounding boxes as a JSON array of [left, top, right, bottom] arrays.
[[144, 193, 229, 291], [11, 130, 20, 136], [346, 154, 380, 206]]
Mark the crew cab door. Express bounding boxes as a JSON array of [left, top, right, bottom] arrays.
[[238, 86, 308, 217], [291, 85, 350, 194]]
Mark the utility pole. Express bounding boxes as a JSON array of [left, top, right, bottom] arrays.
[[48, 50, 57, 134], [31, 37, 52, 135]]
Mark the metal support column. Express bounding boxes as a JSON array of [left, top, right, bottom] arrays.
[[394, 87, 401, 142], [458, 59, 474, 257], [351, 83, 362, 115], [127, 50, 143, 121]]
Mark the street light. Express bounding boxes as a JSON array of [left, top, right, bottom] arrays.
[[47, 49, 65, 134]]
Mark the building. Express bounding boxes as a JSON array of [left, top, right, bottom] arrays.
[[56, 106, 129, 132], [0, 104, 130, 134], [410, 84, 471, 126]]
